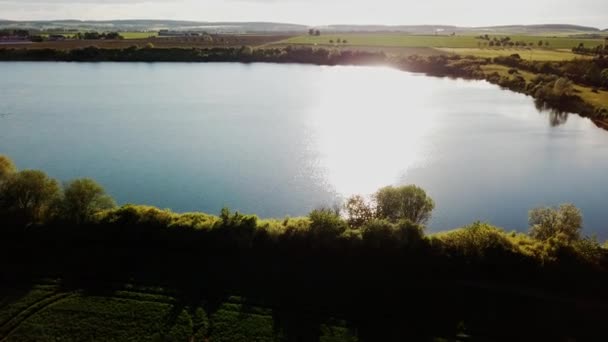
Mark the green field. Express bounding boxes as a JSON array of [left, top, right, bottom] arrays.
[[437, 47, 589, 61], [40, 31, 158, 40], [0, 284, 357, 341], [281, 33, 606, 50], [120, 31, 159, 39], [480, 64, 608, 112]]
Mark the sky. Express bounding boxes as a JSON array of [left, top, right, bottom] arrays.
[[0, 0, 607, 29]]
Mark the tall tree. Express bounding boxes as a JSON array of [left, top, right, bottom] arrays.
[[344, 195, 375, 228], [0, 170, 60, 226], [374, 185, 435, 225], [61, 178, 116, 224], [0, 155, 16, 182], [529, 204, 582, 242]]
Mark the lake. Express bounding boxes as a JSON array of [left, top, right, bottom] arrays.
[[1, 62, 607, 237]]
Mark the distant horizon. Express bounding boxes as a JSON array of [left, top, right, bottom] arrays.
[[0, 18, 606, 31], [1, 0, 606, 29]]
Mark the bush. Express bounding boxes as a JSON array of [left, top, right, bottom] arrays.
[[435, 222, 520, 259], [601, 69, 608, 87]]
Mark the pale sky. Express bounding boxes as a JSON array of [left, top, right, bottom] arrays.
[[1, 0, 607, 29]]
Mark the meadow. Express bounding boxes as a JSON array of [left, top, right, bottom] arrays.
[[0, 283, 356, 341], [120, 31, 159, 39], [282, 33, 605, 49], [278, 33, 606, 61], [437, 47, 588, 61]]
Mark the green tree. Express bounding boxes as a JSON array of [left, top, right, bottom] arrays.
[[601, 69, 608, 87], [344, 195, 375, 228], [374, 185, 435, 225], [0, 155, 16, 182], [61, 178, 116, 224], [308, 208, 347, 237], [0, 170, 61, 225], [529, 204, 582, 242], [553, 77, 574, 96]]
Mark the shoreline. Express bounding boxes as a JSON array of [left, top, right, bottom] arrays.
[[1, 45, 606, 125]]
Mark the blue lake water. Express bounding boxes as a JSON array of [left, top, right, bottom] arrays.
[[1, 62, 607, 237]]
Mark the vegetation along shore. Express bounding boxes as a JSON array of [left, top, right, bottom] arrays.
[[1, 154, 608, 340]]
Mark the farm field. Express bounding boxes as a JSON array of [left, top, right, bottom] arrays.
[[281, 33, 606, 50], [40, 31, 158, 39], [0, 284, 356, 341], [436, 47, 588, 61], [0, 34, 294, 50], [120, 31, 159, 39]]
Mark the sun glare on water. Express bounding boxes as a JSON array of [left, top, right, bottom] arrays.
[[307, 66, 438, 197]]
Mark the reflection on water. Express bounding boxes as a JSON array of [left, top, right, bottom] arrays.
[[1, 62, 608, 238], [534, 99, 569, 127]]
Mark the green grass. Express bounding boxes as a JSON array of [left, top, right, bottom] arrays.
[[574, 85, 608, 111], [480, 64, 608, 113], [6, 294, 192, 341], [0, 286, 56, 328], [120, 32, 159, 40], [209, 302, 277, 342], [281, 33, 605, 50], [436, 47, 589, 61], [0, 286, 358, 341]]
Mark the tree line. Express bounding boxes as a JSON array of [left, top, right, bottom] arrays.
[[1, 154, 608, 340], [0, 45, 385, 65]]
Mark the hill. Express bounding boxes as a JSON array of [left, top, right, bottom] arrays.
[[0, 20, 603, 35], [0, 20, 308, 33]]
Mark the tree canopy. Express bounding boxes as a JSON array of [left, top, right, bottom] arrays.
[[374, 185, 435, 225], [0, 169, 60, 226], [0, 155, 16, 182], [529, 204, 583, 242], [61, 178, 116, 224]]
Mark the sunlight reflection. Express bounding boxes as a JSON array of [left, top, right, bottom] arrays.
[[308, 66, 437, 197]]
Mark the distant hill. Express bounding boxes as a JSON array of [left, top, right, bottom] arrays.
[[322, 24, 601, 35], [0, 20, 603, 35], [0, 20, 307, 33]]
